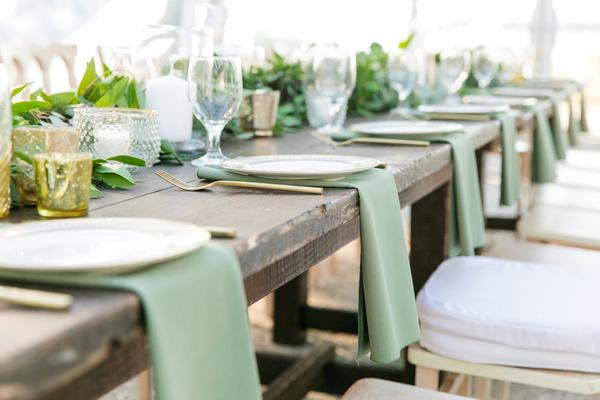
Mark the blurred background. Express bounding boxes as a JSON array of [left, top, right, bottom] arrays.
[[1, 0, 598, 123]]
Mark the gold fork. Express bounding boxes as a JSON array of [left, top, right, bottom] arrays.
[[311, 131, 430, 147], [155, 170, 323, 195], [0, 285, 73, 310]]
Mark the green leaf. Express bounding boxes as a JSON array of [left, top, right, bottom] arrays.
[[90, 183, 103, 198], [12, 101, 49, 115], [10, 82, 32, 99], [78, 59, 97, 97], [399, 33, 414, 49], [95, 77, 129, 107], [14, 151, 33, 165], [107, 155, 145, 167], [93, 164, 136, 184]]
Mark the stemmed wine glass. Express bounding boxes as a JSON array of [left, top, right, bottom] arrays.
[[472, 47, 499, 89], [387, 49, 419, 112], [303, 45, 356, 135], [187, 56, 242, 167], [438, 49, 469, 102]]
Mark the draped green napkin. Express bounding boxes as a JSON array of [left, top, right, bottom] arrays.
[[0, 244, 262, 400], [529, 104, 557, 183], [491, 113, 521, 206], [332, 129, 485, 256], [568, 97, 580, 146], [197, 166, 420, 363], [550, 97, 568, 159], [580, 88, 589, 132]]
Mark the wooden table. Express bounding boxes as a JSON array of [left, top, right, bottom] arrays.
[[0, 96, 565, 399]]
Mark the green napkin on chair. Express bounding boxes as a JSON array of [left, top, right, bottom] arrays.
[[0, 244, 262, 400], [334, 129, 486, 256], [197, 166, 421, 364], [529, 104, 558, 183], [550, 97, 568, 159]]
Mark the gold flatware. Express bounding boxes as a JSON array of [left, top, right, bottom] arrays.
[[311, 132, 429, 147], [0, 285, 73, 310], [204, 226, 237, 239], [155, 170, 323, 195], [423, 113, 491, 122]]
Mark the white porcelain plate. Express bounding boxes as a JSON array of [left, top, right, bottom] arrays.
[[0, 218, 211, 274], [490, 87, 557, 98], [350, 120, 463, 136], [462, 95, 538, 107], [417, 104, 510, 114], [221, 154, 380, 180]]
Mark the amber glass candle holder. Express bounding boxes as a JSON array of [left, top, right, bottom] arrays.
[[12, 126, 80, 205], [33, 152, 92, 218]]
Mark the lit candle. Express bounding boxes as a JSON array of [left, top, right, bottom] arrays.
[[145, 75, 193, 142], [94, 125, 131, 159]]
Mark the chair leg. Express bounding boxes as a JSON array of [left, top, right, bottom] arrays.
[[496, 381, 511, 400], [415, 365, 440, 390], [138, 369, 152, 400], [472, 377, 492, 399]]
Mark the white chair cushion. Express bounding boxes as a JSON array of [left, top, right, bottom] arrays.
[[417, 256, 600, 372], [533, 184, 600, 212], [518, 205, 600, 249], [556, 164, 600, 190], [341, 378, 473, 399]]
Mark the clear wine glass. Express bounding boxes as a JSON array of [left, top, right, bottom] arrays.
[[439, 49, 469, 102], [472, 47, 499, 89], [187, 56, 242, 167], [387, 49, 419, 111], [303, 45, 356, 135]]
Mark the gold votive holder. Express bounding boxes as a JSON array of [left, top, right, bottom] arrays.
[[33, 152, 92, 218], [12, 126, 80, 205], [239, 89, 280, 137], [0, 146, 9, 219]]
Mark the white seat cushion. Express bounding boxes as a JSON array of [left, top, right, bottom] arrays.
[[564, 149, 600, 170], [518, 205, 600, 249], [417, 256, 600, 372], [533, 184, 600, 212], [556, 164, 600, 190], [341, 378, 473, 399]]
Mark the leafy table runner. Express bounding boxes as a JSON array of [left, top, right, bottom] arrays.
[[197, 167, 420, 363], [0, 244, 262, 400], [332, 129, 486, 256]]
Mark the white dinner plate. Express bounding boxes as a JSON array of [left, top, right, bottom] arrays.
[[462, 95, 538, 108], [350, 120, 463, 136], [221, 154, 380, 180], [490, 87, 557, 98], [417, 104, 510, 114], [0, 218, 211, 274]]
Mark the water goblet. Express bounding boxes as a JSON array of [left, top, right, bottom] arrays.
[[187, 56, 242, 167]]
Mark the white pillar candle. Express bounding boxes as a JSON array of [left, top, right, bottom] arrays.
[[145, 75, 194, 142], [94, 125, 131, 159]]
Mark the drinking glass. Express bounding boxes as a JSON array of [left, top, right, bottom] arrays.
[[439, 49, 469, 101], [303, 45, 356, 135], [0, 65, 10, 219], [387, 49, 419, 111], [472, 47, 499, 89], [187, 56, 242, 167]]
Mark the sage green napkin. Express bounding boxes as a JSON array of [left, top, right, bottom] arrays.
[[332, 129, 485, 256], [568, 97, 580, 146], [580, 89, 589, 133], [529, 104, 557, 183], [491, 113, 521, 206], [550, 97, 568, 159], [197, 166, 420, 363], [0, 244, 262, 400]]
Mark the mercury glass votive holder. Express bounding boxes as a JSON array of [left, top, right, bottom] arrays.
[[12, 126, 80, 205], [239, 89, 280, 137], [33, 152, 92, 218], [73, 107, 160, 167]]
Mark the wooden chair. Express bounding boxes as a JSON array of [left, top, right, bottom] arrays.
[[342, 378, 474, 399], [409, 345, 600, 399], [0, 43, 78, 93]]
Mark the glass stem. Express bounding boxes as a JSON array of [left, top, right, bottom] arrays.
[[205, 123, 225, 158]]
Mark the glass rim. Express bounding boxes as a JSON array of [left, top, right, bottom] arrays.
[[73, 106, 159, 117], [145, 24, 214, 36], [32, 152, 93, 162], [189, 55, 241, 62]]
